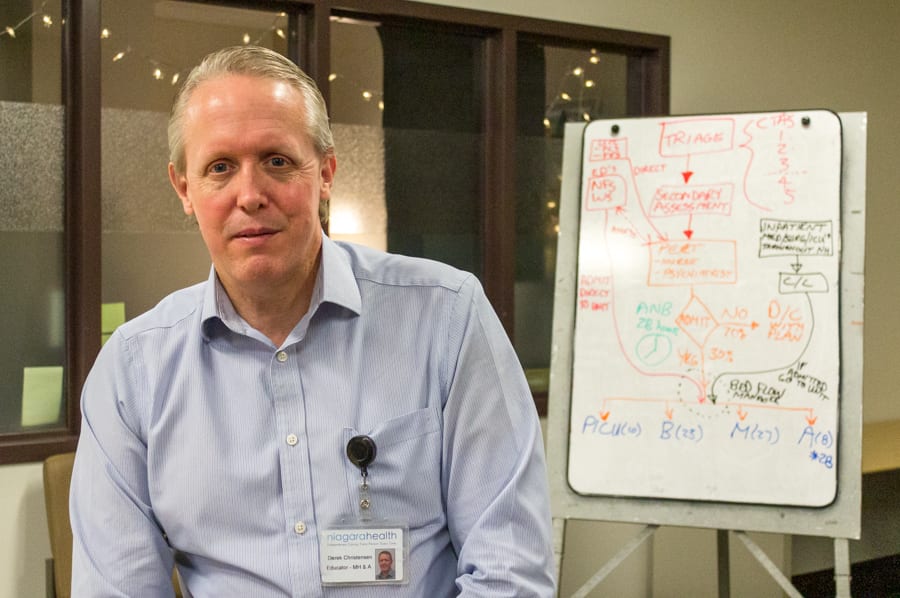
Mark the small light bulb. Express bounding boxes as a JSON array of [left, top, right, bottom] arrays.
[[547, 201, 557, 209], [590, 55, 600, 64], [242, 33, 250, 44], [328, 73, 338, 81], [42, 15, 53, 27], [362, 90, 373, 101], [560, 92, 572, 101], [573, 67, 583, 76], [112, 51, 125, 62], [378, 101, 385, 111], [542, 118, 551, 128], [582, 112, 591, 121], [171, 73, 180, 85], [585, 80, 595, 88], [101, 28, 110, 39], [275, 28, 286, 39], [5, 26, 16, 38], [153, 68, 163, 80]]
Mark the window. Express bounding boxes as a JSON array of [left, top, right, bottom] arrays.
[[0, 0, 668, 463], [99, 1, 289, 323], [515, 41, 631, 404], [0, 0, 67, 447], [329, 15, 485, 275]]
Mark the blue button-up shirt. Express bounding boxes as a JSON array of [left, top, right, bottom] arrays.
[[70, 235, 556, 597]]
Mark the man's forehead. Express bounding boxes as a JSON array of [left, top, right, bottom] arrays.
[[186, 75, 300, 114]]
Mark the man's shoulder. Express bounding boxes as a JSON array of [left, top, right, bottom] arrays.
[[334, 240, 473, 294], [116, 281, 206, 339]]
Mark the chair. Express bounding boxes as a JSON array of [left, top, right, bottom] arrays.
[[42, 452, 182, 598], [43, 452, 74, 598]]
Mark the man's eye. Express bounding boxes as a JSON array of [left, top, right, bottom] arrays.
[[209, 163, 229, 174], [270, 156, 288, 167]]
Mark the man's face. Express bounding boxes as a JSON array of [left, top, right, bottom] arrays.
[[169, 74, 335, 296], [379, 552, 392, 573]]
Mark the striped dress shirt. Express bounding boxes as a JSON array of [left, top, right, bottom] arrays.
[[70, 234, 556, 597]]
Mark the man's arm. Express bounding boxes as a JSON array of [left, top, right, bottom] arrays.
[[69, 332, 176, 597], [442, 276, 557, 597]]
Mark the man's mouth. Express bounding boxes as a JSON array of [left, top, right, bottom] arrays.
[[235, 227, 276, 239]]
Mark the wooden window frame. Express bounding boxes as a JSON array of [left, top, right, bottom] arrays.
[[0, 0, 668, 463]]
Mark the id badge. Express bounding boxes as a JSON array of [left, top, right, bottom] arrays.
[[319, 520, 409, 585], [320, 434, 409, 586]]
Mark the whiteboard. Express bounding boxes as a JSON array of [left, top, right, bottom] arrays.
[[568, 110, 842, 507]]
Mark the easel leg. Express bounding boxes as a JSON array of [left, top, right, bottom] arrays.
[[567, 524, 658, 598], [553, 517, 566, 596], [834, 538, 852, 598], [733, 531, 803, 598], [717, 530, 730, 598]]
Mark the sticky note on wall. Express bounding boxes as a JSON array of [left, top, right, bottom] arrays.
[[21, 366, 64, 427], [102, 302, 126, 345]]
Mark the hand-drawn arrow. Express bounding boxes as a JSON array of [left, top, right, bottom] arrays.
[[792, 255, 803, 273], [682, 155, 694, 183], [684, 214, 694, 239], [719, 320, 760, 329]]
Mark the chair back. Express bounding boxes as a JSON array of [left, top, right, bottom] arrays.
[[43, 452, 182, 597], [43, 452, 75, 598]]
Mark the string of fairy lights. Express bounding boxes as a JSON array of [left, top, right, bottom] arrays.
[[0, 1, 54, 39], [543, 48, 605, 131], [2, 4, 601, 127]]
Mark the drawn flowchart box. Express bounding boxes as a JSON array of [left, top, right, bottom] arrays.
[[759, 219, 833, 257], [589, 137, 629, 161], [779, 272, 829, 294], [647, 240, 737, 286], [649, 183, 734, 217], [584, 174, 627, 211], [659, 118, 735, 157]]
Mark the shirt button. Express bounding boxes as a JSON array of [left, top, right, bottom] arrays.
[[294, 521, 307, 535], [286, 433, 298, 446], [276, 351, 288, 362]]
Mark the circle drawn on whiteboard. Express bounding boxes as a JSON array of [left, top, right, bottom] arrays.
[[635, 334, 672, 366]]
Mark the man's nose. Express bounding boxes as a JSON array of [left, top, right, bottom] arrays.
[[235, 165, 268, 212]]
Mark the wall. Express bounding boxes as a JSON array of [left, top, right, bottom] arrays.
[[1, 1, 898, 596]]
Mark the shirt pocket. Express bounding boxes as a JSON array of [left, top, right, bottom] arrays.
[[342, 407, 443, 529]]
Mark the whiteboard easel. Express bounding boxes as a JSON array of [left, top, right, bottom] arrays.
[[548, 113, 866, 596]]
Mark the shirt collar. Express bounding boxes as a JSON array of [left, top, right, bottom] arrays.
[[200, 233, 362, 341], [319, 233, 362, 315]]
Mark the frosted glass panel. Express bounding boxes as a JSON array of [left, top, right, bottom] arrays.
[[0, 102, 64, 232]]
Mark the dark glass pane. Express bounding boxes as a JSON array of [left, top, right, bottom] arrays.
[[515, 41, 628, 389], [330, 18, 484, 277], [0, 0, 65, 433]]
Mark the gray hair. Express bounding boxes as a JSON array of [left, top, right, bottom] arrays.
[[167, 45, 334, 175]]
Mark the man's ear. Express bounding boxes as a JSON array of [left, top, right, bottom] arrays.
[[168, 162, 193, 215], [319, 154, 337, 200]]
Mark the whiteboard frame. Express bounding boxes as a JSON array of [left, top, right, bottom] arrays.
[[547, 113, 865, 539]]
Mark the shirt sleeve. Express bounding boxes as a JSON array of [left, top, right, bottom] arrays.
[[442, 275, 557, 597], [69, 331, 177, 597]]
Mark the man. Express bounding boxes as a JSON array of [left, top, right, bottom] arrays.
[[376, 550, 395, 580], [70, 45, 555, 596]]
